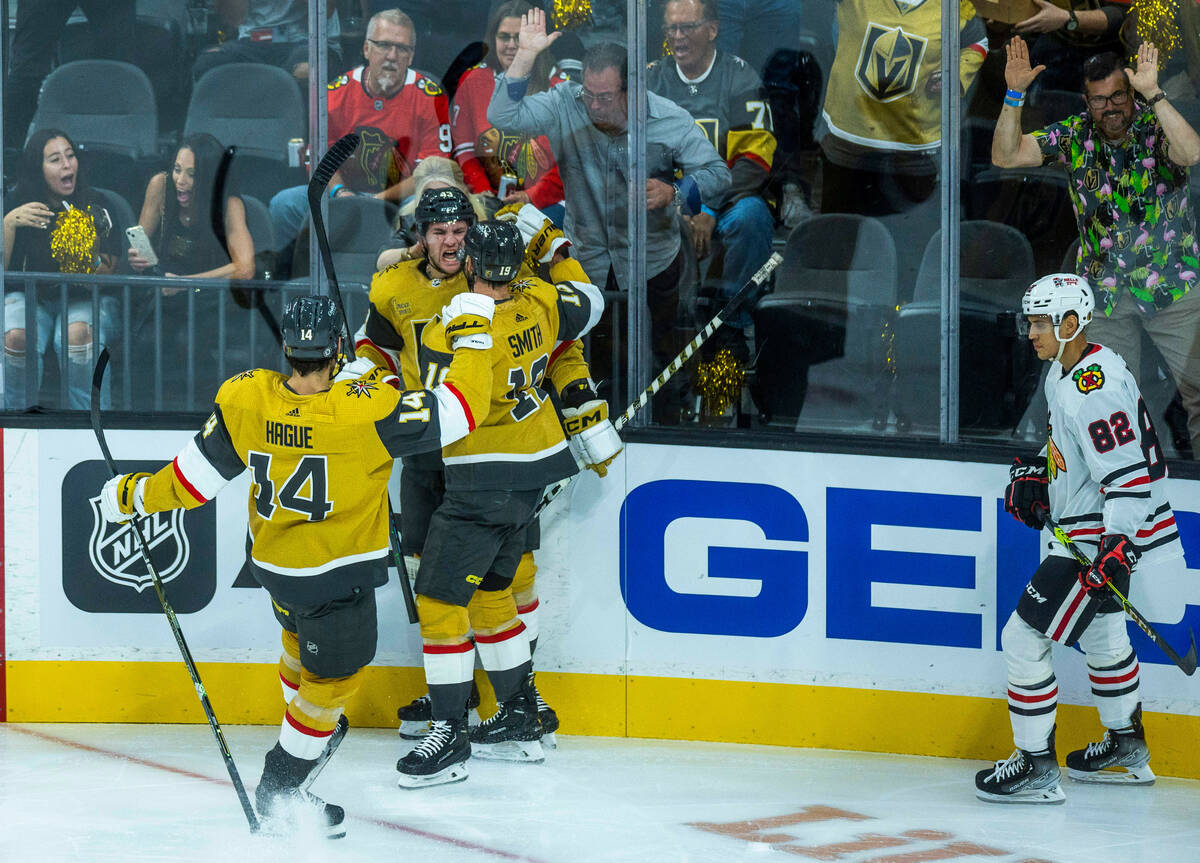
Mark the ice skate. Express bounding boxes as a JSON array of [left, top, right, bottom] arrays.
[[470, 676, 545, 763], [397, 680, 481, 739], [533, 682, 559, 750], [975, 730, 1064, 804], [1067, 705, 1155, 785], [396, 718, 471, 788], [255, 744, 347, 839]]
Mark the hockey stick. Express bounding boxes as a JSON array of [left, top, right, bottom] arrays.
[[306, 133, 419, 625], [1036, 505, 1197, 675], [90, 349, 260, 832], [211, 144, 282, 344], [533, 251, 783, 520]]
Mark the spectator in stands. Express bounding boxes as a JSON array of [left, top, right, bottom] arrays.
[[489, 12, 730, 421], [647, 0, 777, 355], [1012, 0, 1129, 94], [993, 40, 1200, 458], [268, 8, 452, 272], [3, 129, 121, 411], [194, 0, 344, 84], [3, 0, 135, 153], [819, 0, 987, 291], [452, 0, 567, 225], [715, 0, 802, 82], [127, 133, 256, 281], [376, 156, 489, 270]]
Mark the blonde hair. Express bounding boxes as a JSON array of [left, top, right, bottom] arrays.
[[397, 156, 489, 223]]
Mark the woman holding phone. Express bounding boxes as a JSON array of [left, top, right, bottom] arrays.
[[3, 127, 121, 410], [127, 132, 255, 281]]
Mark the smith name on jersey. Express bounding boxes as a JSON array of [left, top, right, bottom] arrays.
[[1044, 343, 1182, 565], [419, 259, 603, 491], [130, 353, 491, 605]]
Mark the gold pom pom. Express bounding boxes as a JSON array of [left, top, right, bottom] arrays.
[[694, 347, 745, 416], [552, 0, 592, 30], [49, 206, 98, 274], [1131, 0, 1181, 67]]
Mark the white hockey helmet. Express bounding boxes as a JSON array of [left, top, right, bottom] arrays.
[[1019, 273, 1094, 362]]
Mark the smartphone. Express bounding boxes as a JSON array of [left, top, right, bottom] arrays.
[[126, 225, 159, 268]]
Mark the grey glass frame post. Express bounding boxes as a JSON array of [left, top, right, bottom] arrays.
[[627, 0, 650, 425], [939, 0, 961, 443], [307, 0, 330, 298]]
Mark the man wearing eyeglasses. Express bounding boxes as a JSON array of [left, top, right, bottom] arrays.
[[268, 8, 452, 272], [993, 37, 1200, 459], [646, 0, 777, 360], [488, 8, 730, 421]]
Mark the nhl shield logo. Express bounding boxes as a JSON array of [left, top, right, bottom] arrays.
[[855, 24, 927, 103], [87, 496, 191, 593]]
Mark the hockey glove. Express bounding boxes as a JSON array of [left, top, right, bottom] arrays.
[[562, 399, 623, 477], [1004, 455, 1049, 529], [1081, 534, 1138, 594], [442, 293, 495, 350], [334, 357, 378, 381], [495, 202, 570, 264], [99, 472, 152, 523]]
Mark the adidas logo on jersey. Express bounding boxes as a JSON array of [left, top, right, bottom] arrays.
[[515, 313, 529, 322], [285, 408, 301, 417]]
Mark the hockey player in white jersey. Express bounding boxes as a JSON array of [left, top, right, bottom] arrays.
[[977, 273, 1183, 803]]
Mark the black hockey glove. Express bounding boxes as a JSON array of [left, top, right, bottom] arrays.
[[1080, 534, 1138, 595], [1004, 455, 1049, 529]]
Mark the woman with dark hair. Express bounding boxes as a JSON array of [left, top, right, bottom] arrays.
[[128, 132, 254, 280], [450, 0, 566, 224], [2, 127, 121, 410]]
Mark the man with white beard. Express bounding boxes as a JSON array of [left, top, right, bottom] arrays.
[[268, 8, 452, 263]]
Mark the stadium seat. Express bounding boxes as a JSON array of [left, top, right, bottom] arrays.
[[751, 214, 897, 430], [27, 60, 158, 205], [893, 221, 1039, 434], [289, 196, 397, 288], [185, 64, 305, 202], [967, 167, 1077, 276]]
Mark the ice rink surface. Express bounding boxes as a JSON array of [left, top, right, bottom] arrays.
[[1, 722, 1198, 863]]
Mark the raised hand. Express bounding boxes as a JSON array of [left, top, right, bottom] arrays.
[[1126, 41, 1160, 98], [1004, 36, 1045, 93], [518, 8, 561, 57]]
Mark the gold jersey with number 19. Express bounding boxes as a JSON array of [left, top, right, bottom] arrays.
[[419, 257, 603, 491]]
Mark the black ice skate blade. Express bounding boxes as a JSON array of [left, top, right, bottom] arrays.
[[396, 763, 470, 789], [252, 807, 347, 840], [471, 739, 545, 763], [974, 786, 1066, 805], [1068, 765, 1156, 785]]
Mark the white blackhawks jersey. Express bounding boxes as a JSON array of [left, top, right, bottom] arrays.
[[1043, 343, 1182, 565]]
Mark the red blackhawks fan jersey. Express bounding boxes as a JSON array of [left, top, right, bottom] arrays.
[[328, 65, 452, 192], [1043, 342, 1182, 566], [451, 63, 564, 209]]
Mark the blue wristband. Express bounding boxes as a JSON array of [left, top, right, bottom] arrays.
[[1005, 88, 1025, 100], [329, 184, 344, 199], [700, 204, 718, 218]]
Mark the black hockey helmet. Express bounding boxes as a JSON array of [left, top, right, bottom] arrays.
[[281, 295, 342, 361], [463, 220, 523, 283], [416, 186, 476, 234]]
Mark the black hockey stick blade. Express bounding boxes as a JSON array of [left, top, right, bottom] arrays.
[[90, 349, 261, 832], [306, 133, 362, 360], [1042, 508, 1198, 676], [307, 133, 361, 205], [387, 503, 419, 624]]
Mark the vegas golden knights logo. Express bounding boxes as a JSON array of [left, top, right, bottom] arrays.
[[855, 24, 927, 102]]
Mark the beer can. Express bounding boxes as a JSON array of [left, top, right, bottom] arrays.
[[287, 138, 304, 168]]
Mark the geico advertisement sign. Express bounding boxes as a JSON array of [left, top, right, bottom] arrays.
[[608, 451, 1200, 675]]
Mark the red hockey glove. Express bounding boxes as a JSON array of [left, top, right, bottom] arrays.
[[1005, 455, 1049, 529], [1080, 534, 1138, 594]]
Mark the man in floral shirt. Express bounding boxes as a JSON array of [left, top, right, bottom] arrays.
[[992, 37, 1200, 457]]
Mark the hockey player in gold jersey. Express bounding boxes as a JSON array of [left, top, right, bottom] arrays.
[[394, 219, 617, 788], [357, 188, 600, 742], [96, 294, 496, 835]]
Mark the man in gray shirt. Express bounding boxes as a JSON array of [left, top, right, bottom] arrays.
[[489, 9, 730, 421]]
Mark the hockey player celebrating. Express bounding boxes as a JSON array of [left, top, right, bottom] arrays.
[[96, 294, 496, 835], [977, 273, 1182, 803], [356, 188, 599, 744], [395, 219, 615, 788]]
